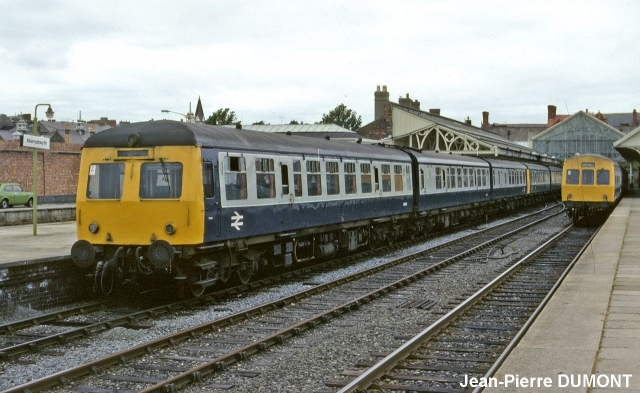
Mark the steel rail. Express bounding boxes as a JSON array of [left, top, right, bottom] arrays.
[[337, 224, 576, 393], [0, 205, 561, 361], [3, 205, 563, 393], [471, 224, 602, 393]]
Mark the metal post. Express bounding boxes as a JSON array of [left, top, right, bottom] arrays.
[[32, 103, 53, 236]]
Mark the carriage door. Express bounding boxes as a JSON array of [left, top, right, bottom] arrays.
[[374, 166, 382, 196], [280, 162, 294, 204], [202, 161, 220, 238]]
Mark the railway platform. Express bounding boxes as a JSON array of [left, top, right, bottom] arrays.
[[0, 220, 76, 266], [485, 194, 640, 392]]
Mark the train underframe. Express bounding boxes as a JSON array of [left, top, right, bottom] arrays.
[[76, 192, 558, 298]]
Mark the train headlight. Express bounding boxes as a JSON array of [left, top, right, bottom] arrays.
[[603, 194, 608, 201], [165, 223, 176, 235], [89, 222, 99, 233], [127, 133, 140, 147], [567, 194, 572, 200]]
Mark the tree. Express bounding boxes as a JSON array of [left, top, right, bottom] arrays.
[[252, 121, 266, 125], [205, 108, 237, 125], [321, 104, 362, 131], [289, 120, 300, 125]]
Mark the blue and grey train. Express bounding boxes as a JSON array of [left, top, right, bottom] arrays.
[[70, 121, 561, 296]]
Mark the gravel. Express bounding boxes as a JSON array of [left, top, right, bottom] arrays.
[[0, 206, 566, 391]]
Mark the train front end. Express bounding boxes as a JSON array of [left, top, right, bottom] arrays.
[[71, 138, 205, 294]]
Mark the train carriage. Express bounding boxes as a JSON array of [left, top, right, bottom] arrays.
[[72, 121, 414, 295], [562, 154, 625, 222]]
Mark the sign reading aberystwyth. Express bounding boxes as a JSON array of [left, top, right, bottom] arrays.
[[21, 135, 50, 150]]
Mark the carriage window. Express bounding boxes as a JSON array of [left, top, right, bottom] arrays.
[[436, 167, 443, 189], [293, 160, 302, 197], [256, 158, 275, 199], [581, 169, 594, 185], [345, 162, 356, 194], [394, 165, 403, 192], [326, 161, 340, 195], [463, 168, 469, 188], [87, 163, 124, 199], [140, 161, 183, 199], [307, 160, 322, 196], [224, 156, 247, 200], [449, 168, 457, 188], [381, 164, 391, 192], [405, 165, 412, 191], [360, 163, 372, 193], [597, 169, 610, 185], [202, 162, 214, 198], [420, 168, 425, 190]]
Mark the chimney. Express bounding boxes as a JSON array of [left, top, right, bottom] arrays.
[[633, 109, 637, 127], [548, 105, 557, 121], [374, 85, 390, 120], [482, 111, 489, 127], [465, 117, 472, 125], [65, 123, 70, 143], [89, 126, 95, 136], [429, 108, 441, 116]]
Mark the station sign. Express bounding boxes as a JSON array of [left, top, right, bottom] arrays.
[[21, 135, 50, 150]]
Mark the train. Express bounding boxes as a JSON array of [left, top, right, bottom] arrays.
[[562, 153, 626, 223], [70, 121, 561, 297]]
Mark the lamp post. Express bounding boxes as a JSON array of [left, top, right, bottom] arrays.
[[32, 103, 54, 236], [161, 104, 194, 123]]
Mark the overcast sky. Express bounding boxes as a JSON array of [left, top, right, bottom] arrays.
[[1, 0, 638, 127]]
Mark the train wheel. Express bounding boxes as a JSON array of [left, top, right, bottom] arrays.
[[237, 262, 253, 285], [188, 269, 206, 298], [219, 267, 232, 283]]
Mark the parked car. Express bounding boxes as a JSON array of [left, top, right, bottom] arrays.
[[0, 183, 34, 208]]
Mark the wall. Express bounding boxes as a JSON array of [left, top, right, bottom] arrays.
[[0, 140, 81, 196]]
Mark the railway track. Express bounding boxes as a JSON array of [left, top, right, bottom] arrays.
[[330, 224, 597, 393], [0, 205, 560, 362], [1, 205, 569, 392]]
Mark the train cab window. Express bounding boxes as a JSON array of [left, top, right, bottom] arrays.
[[202, 162, 214, 198], [326, 161, 340, 195], [306, 160, 322, 196], [566, 170, 579, 185], [582, 170, 594, 185], [224, 156, 247, 200], [597, 169, 610, 185], [256, 158, 275, 199], [345, 162, 357, 194], [293, 160, 302, 197], [140, 161, 183, 199], [360, 163, 372, 193], [394, 165, 403, 192], [87, 163, 124, 199]]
